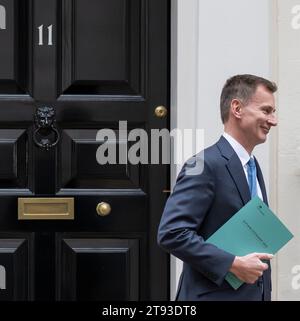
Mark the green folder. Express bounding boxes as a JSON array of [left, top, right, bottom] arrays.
[[206, 196, 294, 289]]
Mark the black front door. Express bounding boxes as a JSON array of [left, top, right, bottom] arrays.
[[0, 0, 169, 301]]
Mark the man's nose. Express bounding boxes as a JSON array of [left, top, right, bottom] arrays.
[[267, 114, 278, 127]]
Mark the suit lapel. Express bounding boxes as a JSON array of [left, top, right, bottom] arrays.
[[226, 154, 251, 205], [217, 136, 269, 206], [217, 136, 251, 205]]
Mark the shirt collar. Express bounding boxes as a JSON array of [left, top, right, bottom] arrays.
[[223, 132, 252, 167]]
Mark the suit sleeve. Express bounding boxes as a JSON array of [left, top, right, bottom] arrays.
[[157, 156, 235, 286]]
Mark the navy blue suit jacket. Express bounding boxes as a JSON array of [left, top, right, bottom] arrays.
[[157, 136, 271, 301]]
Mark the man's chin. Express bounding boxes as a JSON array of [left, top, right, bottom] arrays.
[[254, 134, 267, 145], [257, 136, 267, 145]]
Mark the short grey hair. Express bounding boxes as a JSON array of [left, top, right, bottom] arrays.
[[220, 74, 277, 124]]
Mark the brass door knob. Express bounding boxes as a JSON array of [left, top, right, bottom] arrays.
[[154, 106, 168, 118], [96, 202, 111, 216]]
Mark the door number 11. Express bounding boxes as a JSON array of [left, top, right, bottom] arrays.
[[38, 24, 53, 46]]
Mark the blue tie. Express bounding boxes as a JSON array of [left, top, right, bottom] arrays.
[[247, 157, 257, 198], [247, 157, 264, 297]]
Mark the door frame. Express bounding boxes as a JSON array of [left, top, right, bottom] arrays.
[[170, 0, 201, 300]]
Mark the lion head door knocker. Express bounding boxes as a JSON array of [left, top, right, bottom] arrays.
[[33, 106, 60, 150]]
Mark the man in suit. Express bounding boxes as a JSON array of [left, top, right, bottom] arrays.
[[157, 74, 277, 301]]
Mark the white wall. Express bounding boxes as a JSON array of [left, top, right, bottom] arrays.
[[171, 0, 273, 300], [275, 0, 300, 301]]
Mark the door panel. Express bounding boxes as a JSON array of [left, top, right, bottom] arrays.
[[0, 0, 28, 95], [0, 130, 27, 188], [0, 0, 169, 301], [61, 0, 143, 96], [58, 238, 139, 300], [0, 236, 33, 301], [60, 129, 141, 189]]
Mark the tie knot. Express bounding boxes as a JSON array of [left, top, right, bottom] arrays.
[[247, 157, 255, 168]]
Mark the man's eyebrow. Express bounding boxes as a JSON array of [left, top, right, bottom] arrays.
[[260, 105, 276, 111]]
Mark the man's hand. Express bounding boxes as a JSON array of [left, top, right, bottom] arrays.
[[229, 253, 273, 284]]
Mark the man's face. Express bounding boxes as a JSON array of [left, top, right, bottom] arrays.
[[239, 85, 277, 146]]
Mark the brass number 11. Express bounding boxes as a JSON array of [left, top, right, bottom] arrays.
[[38, 24, 53, 46]]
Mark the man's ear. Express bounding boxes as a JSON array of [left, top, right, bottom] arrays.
[[231, 99, 243, 119]]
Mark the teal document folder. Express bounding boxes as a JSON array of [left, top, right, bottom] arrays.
[[206, 196, 294, 289]]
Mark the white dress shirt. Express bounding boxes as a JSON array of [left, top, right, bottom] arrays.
[[223, 132, 263, 200]]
